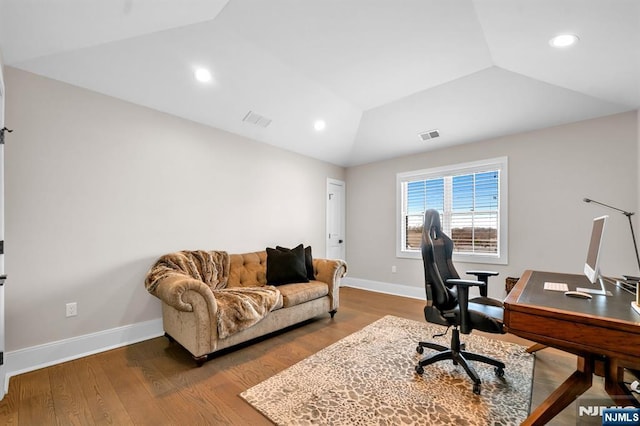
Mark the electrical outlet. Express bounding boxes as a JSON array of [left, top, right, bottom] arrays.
[[66, 302, 77, 317], [391, 265, 397, 273]]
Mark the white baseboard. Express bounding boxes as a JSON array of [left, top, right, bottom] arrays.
[[341, 277, 424, 300], [3, 318, 164, 395]]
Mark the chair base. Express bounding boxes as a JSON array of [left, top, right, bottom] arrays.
[[415, 328, 505, 395]]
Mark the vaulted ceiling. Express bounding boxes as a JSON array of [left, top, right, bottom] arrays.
[[1, 0, 638, 166]]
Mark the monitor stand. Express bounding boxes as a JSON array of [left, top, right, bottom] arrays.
[[577, 275, 612, 296]]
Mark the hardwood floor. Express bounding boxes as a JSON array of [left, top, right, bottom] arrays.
[[0, 287, 614, 425]]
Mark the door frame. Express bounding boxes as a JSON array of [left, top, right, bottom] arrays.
[[0, 61, 6, 400]]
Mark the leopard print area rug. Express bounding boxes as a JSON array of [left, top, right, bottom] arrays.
[[241, 315, 534, 425]]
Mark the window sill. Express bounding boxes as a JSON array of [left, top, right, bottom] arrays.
[[397, 250, 507, 265]]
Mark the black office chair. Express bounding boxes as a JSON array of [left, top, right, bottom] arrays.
[[415, 209, 505, 395]]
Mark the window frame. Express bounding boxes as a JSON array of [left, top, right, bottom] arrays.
[[396, 156, 508, 265]]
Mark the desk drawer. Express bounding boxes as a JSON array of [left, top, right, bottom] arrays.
[[507, 311, 640, 361]]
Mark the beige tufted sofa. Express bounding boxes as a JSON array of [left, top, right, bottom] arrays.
[[146, 250, 347, 365]]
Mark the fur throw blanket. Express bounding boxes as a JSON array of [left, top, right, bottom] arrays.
[[213, 287, 281, 338], [145, 250, 231, 293], [145, 250, 280, 338]]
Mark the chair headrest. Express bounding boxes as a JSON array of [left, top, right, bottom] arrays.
[[423, 209, 441, 234]]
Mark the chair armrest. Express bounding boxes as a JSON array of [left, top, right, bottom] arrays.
[[466, 270, 499, 297], [466, 270, 499, 280], [313, 258, 347, 312], [148, 275, 219, 315], [447, 278, 485, 288], [446, 278, 484, 334]]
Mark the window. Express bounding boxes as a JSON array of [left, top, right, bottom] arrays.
[[397, 157, 508, 264]]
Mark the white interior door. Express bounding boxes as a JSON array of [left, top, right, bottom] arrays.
[[0, 67, 6, 399], [326, 179, 345, 260]]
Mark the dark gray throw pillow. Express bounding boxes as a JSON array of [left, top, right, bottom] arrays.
[[276, 245, 315, 280], [303, 245, 315, 280], [266, 244, 309, 285]]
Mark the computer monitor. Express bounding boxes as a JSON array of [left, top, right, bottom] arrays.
[[577, 215, 611, 296]]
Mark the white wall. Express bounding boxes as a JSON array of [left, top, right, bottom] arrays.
[[346, 111, 639, 299], [4, 67, 344, 353]]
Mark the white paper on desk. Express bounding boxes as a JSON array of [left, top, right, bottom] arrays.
[[543, 282, 569, 292]]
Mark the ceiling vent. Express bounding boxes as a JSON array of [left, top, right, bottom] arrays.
[[242, 110, 272, 128], [418, 129, 440, 141]]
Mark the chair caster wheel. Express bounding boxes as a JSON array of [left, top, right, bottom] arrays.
[[495, 367, 504, 377], [415, 365, 424, 375], [416, 345, 424, 354], [460, 342, 466, 350], [473, 383, 481, 395]]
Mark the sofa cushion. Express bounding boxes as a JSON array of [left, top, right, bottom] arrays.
[[276, 281, 328, 307], [228, 252, 267, 288], [266, 244, 309, 285]]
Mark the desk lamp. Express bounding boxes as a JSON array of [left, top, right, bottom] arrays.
[[584, 198, 640, 277], [584, 198, 640, 314]]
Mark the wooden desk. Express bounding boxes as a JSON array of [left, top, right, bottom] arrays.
[[504, 270, 640, 426]]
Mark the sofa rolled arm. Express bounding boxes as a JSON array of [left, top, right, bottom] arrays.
[[149, 275, 218, 315], [313, 258, 347, 312]]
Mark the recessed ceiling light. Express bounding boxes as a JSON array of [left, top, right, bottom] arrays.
[[314, 120, 326, 131], [194, 67, 212, 83], [549, 34, 579, 48]]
